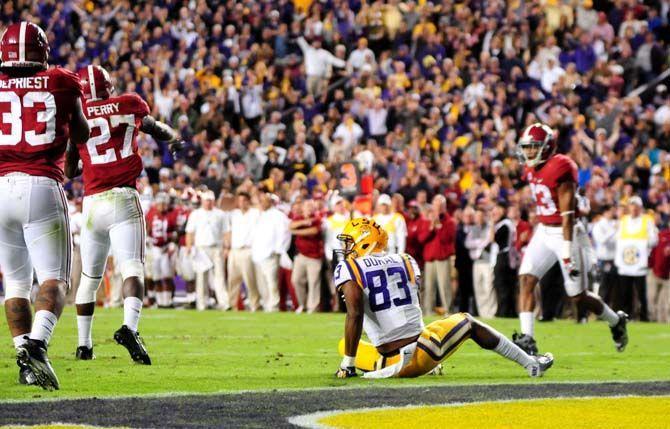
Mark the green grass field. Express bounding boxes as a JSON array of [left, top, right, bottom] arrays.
[[0, 307, 668, 401]]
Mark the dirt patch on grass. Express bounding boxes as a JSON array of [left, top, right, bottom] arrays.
[[1, 382, 669, 428]]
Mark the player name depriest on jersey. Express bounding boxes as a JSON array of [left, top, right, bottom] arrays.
[[0, 76, 49, 89], [86, 103, 120, 117]]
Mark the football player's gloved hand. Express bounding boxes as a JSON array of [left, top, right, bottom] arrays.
[[562, 258, 580, 279], [168, 140, 184, 158], [335, 355, 357, 378], [335, 366, 357, 379], [561, 241, 580, 279]]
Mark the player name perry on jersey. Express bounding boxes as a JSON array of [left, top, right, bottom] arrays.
[[524, 154, 578, 226], [77, 93, 150, 196], [334, 253, 423, 347]]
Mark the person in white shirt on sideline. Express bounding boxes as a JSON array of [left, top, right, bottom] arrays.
[[297, 36, 346, 97], [251, 194, 291, 312], [185, 191, 230, 311], [373, 194, 407, 254], [227, 192, 261, 311], [592, 205, 619, 306], [614, 197, 658, 321], [323, 195, 351, 310], [68, 198, 84, 305]]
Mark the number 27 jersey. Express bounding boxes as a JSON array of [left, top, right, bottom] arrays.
[[334, 253, 423, 347], [78, 93, 150, 196]]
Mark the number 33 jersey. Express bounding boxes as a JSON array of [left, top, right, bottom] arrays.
[[0, 67, 83, 182], [78, 93, 150, 196], [335, 253, 424, 347], [523, 154, 578, 226]]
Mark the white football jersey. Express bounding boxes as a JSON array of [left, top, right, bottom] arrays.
[[334, 252, 423, 347]]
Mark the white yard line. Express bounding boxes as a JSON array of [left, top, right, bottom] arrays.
[[1, 379, 669, 404]]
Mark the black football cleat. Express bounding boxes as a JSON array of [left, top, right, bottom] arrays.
[[17, 361, 36, 386], [610, 311, 629, 352], [512, 332, 538, 356], [114, 325, 151, 365], [75, 346, 95, 360], [16, 339, 59, 391]]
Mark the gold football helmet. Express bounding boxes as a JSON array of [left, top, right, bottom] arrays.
[[337, 218, 388, 258]]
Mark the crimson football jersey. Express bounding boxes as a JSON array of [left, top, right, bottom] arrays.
[[170, 205, 192, 246], [78, 93, 150, 196], [146, 207, 175, 247], [523, 154, 578, 225], [0, 67, 83, 182]]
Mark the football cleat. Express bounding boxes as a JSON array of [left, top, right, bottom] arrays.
[[610, 311, 629, 352], [75, 346, 95, 360], [17, 362, 36, 386], [512, 332, 538, 356], [526, 352, 554, 377], [16, 339, 59, 391], [114, 325, 152, 365]]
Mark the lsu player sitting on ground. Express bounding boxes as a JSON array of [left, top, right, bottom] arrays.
[[334, 218, 554, 379]]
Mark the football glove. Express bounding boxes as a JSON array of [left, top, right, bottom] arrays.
[[335, 366, 357, 378], [168, 140, 184, 158], [562, 257, 580, 279], [561, 240, 580, 280]]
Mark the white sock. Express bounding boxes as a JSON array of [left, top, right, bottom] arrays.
[[187, 292, 196, 303], [77, 315, 93, 348], [155, 290, 164, 306], [599, 303, 620, 327], [494, 333, 536, 369], [29, 310, 58, 345], [13, 335, 28, 348], [148, 289, 156, 299], [123, 297, 143, 332], [519, 311, 535, 336], [163, 291, 172, 305]]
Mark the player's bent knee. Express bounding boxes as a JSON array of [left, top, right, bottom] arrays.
[[4, 281, 32, 300], [75, 274, 102, 304], [120, 259, 145, 283]]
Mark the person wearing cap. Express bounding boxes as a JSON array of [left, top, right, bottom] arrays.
[[185, 190, 230, 311], [146, 193, 178, 308], [614, 197, 658, 320], [227, 191, 262, 311], [251, 193, 291, 312], [347, 37, 376, 73], [323, 195, 352, 310], [373, 194, 407, 255]]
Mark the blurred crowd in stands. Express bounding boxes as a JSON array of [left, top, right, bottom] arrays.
[[1, 0, 669, 321]]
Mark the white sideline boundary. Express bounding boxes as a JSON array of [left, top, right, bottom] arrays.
[[0, 378, 668, 404], [287, 395, 670, 429]]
